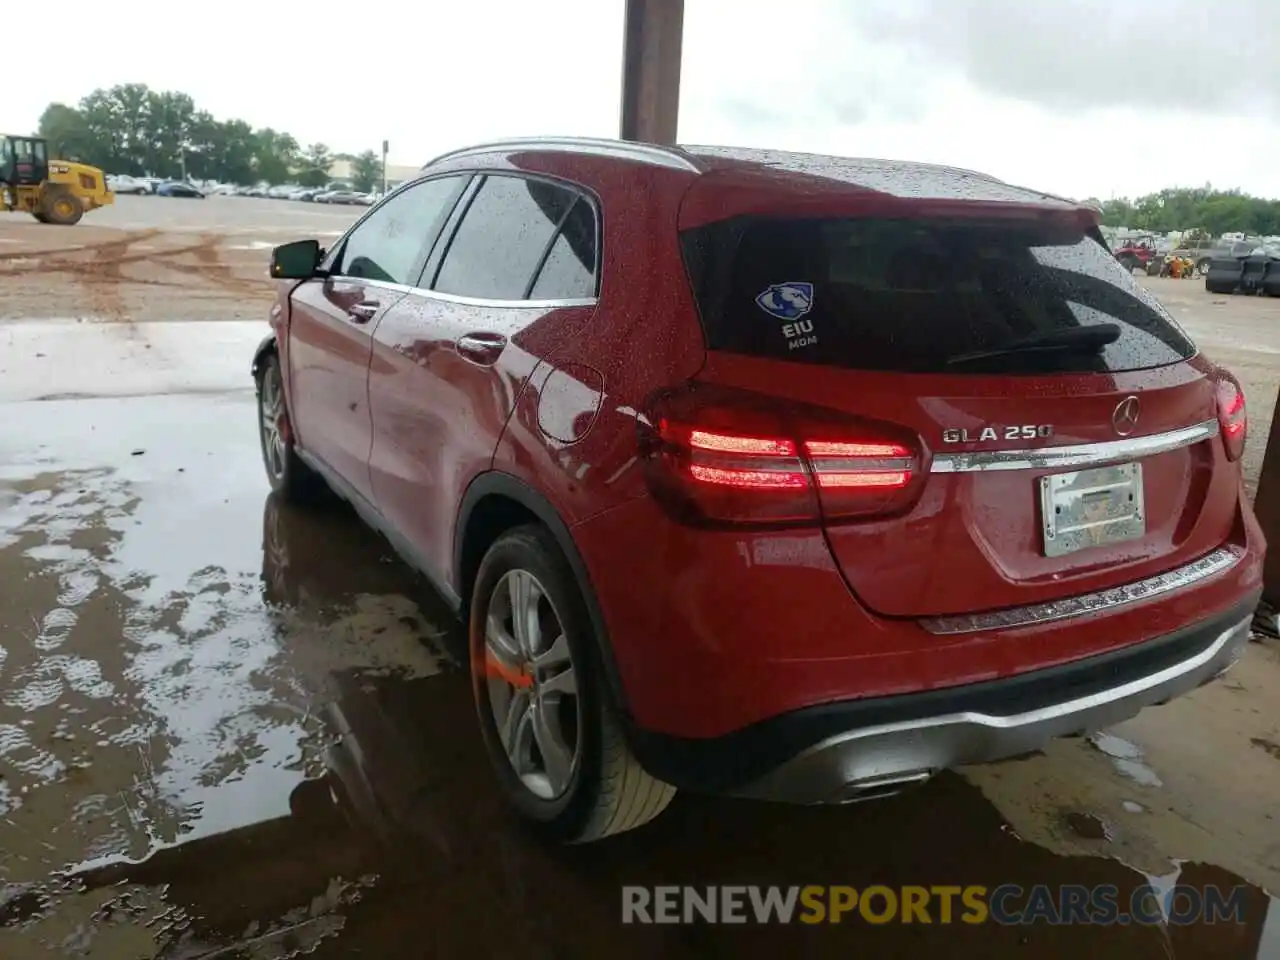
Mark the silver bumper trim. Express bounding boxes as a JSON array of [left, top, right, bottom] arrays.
[[919, 546, 1243, 635], [931, 419, 1219, 473], [736, 614, 1252, 805]]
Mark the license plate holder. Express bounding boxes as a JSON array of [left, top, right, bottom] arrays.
[[1039, 462, 1145, 558]]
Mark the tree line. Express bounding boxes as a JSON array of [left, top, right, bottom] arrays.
[[1087, 187, 1280, 237], [34, 85, 1280, 230], [36, 84, 385, 191]]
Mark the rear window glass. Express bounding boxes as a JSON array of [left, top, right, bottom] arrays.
[[681, 217, 1197, 374]]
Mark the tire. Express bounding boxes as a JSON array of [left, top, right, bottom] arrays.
[[41, 189, 83, 225], [255, 352, 326, 503], [470, 524, 675, 843], [1197, 258, 1211, 278], [31, 212, 50, 224]]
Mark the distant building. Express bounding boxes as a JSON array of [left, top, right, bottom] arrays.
[[326, 158, 420, 191]]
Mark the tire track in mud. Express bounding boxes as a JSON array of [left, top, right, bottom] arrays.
[[0, 228, 271, 321], [158, 232, 269, 297], [0, 230, 159, 263], [82, 231, 162, 320]]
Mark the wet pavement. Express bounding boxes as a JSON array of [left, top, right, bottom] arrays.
[[1, 322, 1279, 958]]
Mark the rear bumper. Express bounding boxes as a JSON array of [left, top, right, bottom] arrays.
[[627, 594, 1259, 803]]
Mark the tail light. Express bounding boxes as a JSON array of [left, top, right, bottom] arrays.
[[638, 383, 924, 527], [1214, 374, 1247, 462]]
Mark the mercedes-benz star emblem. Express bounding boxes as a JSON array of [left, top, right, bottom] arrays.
[[1112, 396, 1141, 436]]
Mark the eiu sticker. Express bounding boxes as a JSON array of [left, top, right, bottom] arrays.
[[755, 282, 814, 320]]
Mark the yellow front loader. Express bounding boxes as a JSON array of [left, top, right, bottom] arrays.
[[0, 134, 113, 225]]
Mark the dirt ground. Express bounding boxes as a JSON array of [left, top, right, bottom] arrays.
[[0, 195, 358, 323], [0, 199, 1278, 958], [1140, 275, 1280, 498]]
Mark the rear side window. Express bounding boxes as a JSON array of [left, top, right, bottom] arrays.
[[529, 198, 597, 300], [433, 175, 593, 301], [681, 217, 1197, 374]]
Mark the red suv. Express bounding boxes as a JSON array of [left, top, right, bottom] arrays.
[[254, 137, 1264, 843]]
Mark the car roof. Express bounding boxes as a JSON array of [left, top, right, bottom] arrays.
[[421, 136, 1081, 209], [680, 145, 1077, 207]]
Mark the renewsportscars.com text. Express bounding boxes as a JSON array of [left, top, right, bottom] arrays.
[[621, 884, 1250, 926]]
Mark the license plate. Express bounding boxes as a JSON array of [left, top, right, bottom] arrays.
[[1039, 462, 1145, 558]]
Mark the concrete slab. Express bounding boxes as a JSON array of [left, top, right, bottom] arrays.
[[0, 320, 267, 402]]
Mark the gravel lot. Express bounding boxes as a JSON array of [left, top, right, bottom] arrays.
[[1139, 275, 1280, 497], [0, 195, 359, 323]]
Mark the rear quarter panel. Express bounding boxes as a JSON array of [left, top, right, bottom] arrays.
[[485, 156, 706, 528]]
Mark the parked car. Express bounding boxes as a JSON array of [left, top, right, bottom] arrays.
[[156, 181, 205, 198], [1113, 239, 1159, 273], [1175, 240, 1258, 278], [251, 137, 1264, 844], [314, 189, 366, 205], [107, 174, 151, 195]]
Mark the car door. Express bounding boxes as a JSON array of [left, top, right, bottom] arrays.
[[287, 180, 459, 504], [367, 173, 599, 582]]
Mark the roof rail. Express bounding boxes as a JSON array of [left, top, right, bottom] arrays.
[[422, 136, 702, 174]]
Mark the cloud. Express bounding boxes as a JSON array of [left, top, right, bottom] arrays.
[[14, 0, 1280, 199], [838, 0, 1280, 117]]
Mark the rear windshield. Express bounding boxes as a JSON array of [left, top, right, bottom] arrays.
[[680, 217, 1197, 374]]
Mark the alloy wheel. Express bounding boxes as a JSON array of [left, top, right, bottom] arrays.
[[260, 365, 288, 481], [483, 569, 581, 800]]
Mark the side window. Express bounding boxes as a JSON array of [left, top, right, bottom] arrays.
[[333, 176, 464, 286], [529, 198, 597, 300], [433, 175, 579, 300]]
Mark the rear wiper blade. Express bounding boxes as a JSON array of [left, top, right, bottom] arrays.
[[945, 324, 1121, 366]]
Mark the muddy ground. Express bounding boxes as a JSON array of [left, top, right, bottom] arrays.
[[0, 196, 358, 323], [0, 200, 1278, 958]]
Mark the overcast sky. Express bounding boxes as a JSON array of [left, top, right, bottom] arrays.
[[13, 0, 1279, 199]]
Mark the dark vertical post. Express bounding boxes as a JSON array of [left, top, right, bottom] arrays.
[[619, 0, 685, 145], [1253, 388, 1280, 609]]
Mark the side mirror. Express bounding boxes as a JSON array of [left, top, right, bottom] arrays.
[[270, 239, 322, 280]]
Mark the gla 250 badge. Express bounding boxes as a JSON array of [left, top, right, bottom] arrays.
[[942, 424, 1055, 443]]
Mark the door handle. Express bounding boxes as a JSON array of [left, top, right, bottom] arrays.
[[347, 301, 379, 324], [456, 332, 507, 365]]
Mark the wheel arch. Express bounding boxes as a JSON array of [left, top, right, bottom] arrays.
[[250, 333, 277, 382], [455, 472, 630, 717]]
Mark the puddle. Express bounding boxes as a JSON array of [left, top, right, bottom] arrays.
[[1062, 810, 1113, 842], [0, 389, 1276, 958], [1090, 732, 1165, 787]]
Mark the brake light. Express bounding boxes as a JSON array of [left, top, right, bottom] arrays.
[[1215, 375, 1247, 462], [639, 384, 922, 526]]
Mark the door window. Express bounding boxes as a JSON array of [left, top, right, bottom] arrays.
[[433, 175, 587, 300], [332, 176, 466, 286]]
